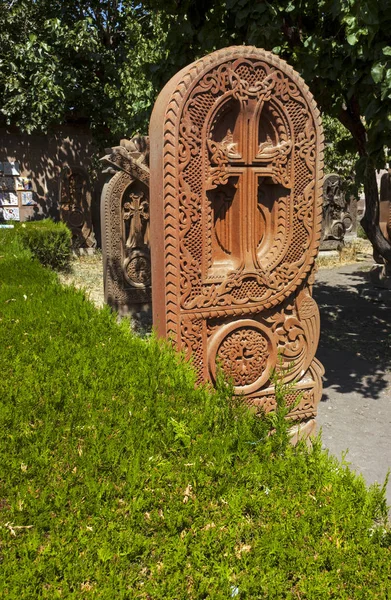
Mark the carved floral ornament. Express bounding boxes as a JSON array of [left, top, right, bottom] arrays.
[[150, 47, 324, 420]]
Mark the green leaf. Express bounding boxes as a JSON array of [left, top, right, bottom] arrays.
[[343, 15, 356, 27], [371, 62, 385, 83], [364, 99, 381, 120], [383, 47, 391, 56], [347, 33, 358, 45]]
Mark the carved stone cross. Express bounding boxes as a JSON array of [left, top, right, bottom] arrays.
[[207, 97, 291, 275], [123, 192, 149, 249]]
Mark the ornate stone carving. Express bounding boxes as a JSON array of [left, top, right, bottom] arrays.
[[208, 320, 275, 394], [150, 47, 324, 422], [100, 136, 151, 321], [321, 173, 358, 249], [59, 166, 96, 248]]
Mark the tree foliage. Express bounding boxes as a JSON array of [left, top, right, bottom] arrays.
[[1, 0, 391, 257], [0, 0, 165, 140], [146, 0, 391, 259], [323, 116, 358, 189]]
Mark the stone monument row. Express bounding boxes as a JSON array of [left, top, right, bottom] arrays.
[[149, 46, 324, 432]]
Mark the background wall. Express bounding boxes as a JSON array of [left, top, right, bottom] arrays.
[[0, 125, 101, 234]]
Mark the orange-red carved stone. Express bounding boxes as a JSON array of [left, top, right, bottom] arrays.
[[150, 47, 324, 421]]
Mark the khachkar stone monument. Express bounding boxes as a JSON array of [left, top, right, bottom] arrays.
[[101, 136, 151, 327], [100, 136, 151, 323], [59, 166, 96, 249], [150, 46, 324, 432], [321, 173, 358, 250]]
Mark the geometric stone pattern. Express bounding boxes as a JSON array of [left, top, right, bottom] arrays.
[[150, 46, 324, 421], [59, 165, 96, 248], [100, 136, 151, 318], [321, 173, 357, 250]]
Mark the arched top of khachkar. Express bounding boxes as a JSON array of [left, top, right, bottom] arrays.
[[100, 135, 152, 327], [150, 46, 324, 433]]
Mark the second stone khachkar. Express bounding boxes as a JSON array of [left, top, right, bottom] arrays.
[[150, 46, 324, 432], [100, 136, 151, 324], [321, 173, 358, 250]]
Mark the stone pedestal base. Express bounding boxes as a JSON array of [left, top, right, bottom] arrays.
[[118, 302, 152, 333], [289, 418, 317, 446], [318, 250, 340, 260], [72, 248, 97, 257]]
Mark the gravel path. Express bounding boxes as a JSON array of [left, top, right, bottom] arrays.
[[58, 252, 105, 309]]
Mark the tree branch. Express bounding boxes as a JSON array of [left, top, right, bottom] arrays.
[[338, 101, 391, 262]]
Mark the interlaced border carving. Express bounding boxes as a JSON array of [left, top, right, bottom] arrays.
[[160, 47, 323, 332], [151, 47, 324, 418]]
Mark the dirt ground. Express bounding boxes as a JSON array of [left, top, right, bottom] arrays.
[[58, 240, 391, 505], [58, 251, 105, 309], [58, 239, 374, 312]]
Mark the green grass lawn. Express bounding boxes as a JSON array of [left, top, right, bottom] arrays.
[[0, 228, 390, 599]]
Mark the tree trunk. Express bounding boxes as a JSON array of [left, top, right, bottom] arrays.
[[339, 103, 391, 263], [359, 162, 391, 263]]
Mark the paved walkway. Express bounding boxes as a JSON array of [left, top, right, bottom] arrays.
[[314, 262, 391, 506]]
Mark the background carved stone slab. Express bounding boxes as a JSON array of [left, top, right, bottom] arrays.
[[59, 165, 96, 248], [321, 173, 357, 248], [379, 170, 391, 246], [150, 47, 324, 420], [100, 137, 152, 322]]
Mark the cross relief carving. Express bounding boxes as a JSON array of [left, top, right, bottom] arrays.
[[206, 97, 292, 277], [123, 192, 149, 249]]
